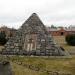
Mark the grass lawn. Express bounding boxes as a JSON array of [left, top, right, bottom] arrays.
[[0, 36, 75, 75], [9, 56, 75, 75]]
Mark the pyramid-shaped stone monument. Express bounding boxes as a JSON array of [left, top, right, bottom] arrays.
[[2, 13, 67, 56]]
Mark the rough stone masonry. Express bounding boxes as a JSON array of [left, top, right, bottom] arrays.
[[2, 13, 67, 56]]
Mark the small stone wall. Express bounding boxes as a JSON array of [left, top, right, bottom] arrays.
[[0, 61, 13, 75]]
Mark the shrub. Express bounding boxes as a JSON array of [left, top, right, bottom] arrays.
[[65, 34, 75, 46], [0, 32, 8, 45]]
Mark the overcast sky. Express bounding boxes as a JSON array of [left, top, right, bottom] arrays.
[[0, 0, 75, 29]]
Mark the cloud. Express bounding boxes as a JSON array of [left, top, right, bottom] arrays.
[[0, 0, 75, 28]]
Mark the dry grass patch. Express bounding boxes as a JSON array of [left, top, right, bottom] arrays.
[[11, 61, 48, 75]]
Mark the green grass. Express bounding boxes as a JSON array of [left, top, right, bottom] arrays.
[[11, 62, 45, 75], [9, 56, 75, 75]]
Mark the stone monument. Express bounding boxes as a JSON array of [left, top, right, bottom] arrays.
[[2, 13, 67, 56]]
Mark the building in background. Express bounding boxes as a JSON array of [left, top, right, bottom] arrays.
[[47, 26, 75, 36], [0, 26, 17, 38]]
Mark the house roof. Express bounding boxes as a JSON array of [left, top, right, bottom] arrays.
[[47, 27, 75, 32]]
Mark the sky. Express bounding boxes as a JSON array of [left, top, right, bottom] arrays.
[[0, 0, 75, 29]]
